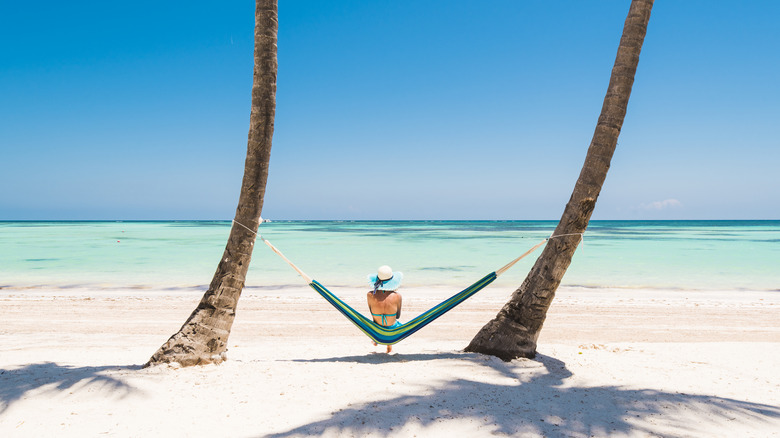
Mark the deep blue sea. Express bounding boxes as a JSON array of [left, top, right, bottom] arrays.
[[1, 221, 778, 292]]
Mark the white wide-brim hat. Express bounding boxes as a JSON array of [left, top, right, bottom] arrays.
[[368, 265, 403, 291]]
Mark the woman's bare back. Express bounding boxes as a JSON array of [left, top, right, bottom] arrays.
[[366, 290, 402, 326]]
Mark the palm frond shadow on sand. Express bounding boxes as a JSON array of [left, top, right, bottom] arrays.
[[266, 352, 780, 438], [0, 362, 141, 414]]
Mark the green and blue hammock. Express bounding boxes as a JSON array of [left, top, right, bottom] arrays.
[[310, 272, 497, 345], [242, 220, 556, 345]]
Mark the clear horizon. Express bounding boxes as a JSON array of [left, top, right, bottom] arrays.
[[2, 1, 779, 221], [3, 219, 778, 223]]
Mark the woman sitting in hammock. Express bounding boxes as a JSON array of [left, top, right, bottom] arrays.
[[367, 265, 403, 353]]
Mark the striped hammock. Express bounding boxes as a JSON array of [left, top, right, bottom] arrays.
[[309, 272, 497, 345]]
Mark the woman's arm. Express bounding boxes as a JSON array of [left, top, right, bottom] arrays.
[[366, 292, 374, 311], [395, 294, 402, 320]]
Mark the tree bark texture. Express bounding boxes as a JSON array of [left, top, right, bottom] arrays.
[[146, 0, 278, 367], [466, 0, 654, 361]]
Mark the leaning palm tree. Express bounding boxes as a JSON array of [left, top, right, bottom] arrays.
[[466, 0, 654, 360], [146, 0, 278, 367]]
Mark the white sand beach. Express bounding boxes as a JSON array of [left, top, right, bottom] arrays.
[[1, 285, 779, 437]]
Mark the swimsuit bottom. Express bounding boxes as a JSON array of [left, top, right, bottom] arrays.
[[382, 320, 402, 329]]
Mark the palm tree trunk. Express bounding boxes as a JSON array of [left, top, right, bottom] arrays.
[[145, 0, 278, 367], [465, 0, 654, 361]]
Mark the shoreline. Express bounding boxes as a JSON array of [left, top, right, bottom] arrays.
[[3, 281, 779, 293], [2, 286, 778, 345]]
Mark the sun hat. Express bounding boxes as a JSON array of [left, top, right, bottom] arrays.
[[368, 265, 403, 293]]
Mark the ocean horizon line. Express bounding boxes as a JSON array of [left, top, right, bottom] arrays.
[[2, 219, 779, 223]]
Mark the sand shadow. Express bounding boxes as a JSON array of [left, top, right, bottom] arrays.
[[263, 353, 780, 437], [0, 362, 141, 414], [285, 351, 471, 364]]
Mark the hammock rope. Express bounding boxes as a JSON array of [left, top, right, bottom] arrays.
[[232, 219, 582, 344]]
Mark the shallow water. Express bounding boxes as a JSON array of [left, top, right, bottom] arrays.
[[1, 220, 778, 291]]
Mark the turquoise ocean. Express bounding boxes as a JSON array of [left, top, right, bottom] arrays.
[[1, 221, 778, 292]]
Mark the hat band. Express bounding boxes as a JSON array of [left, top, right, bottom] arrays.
[[372, 275, 394, 294]]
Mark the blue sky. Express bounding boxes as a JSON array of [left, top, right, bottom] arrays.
[[1, 1, 778, 220]]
